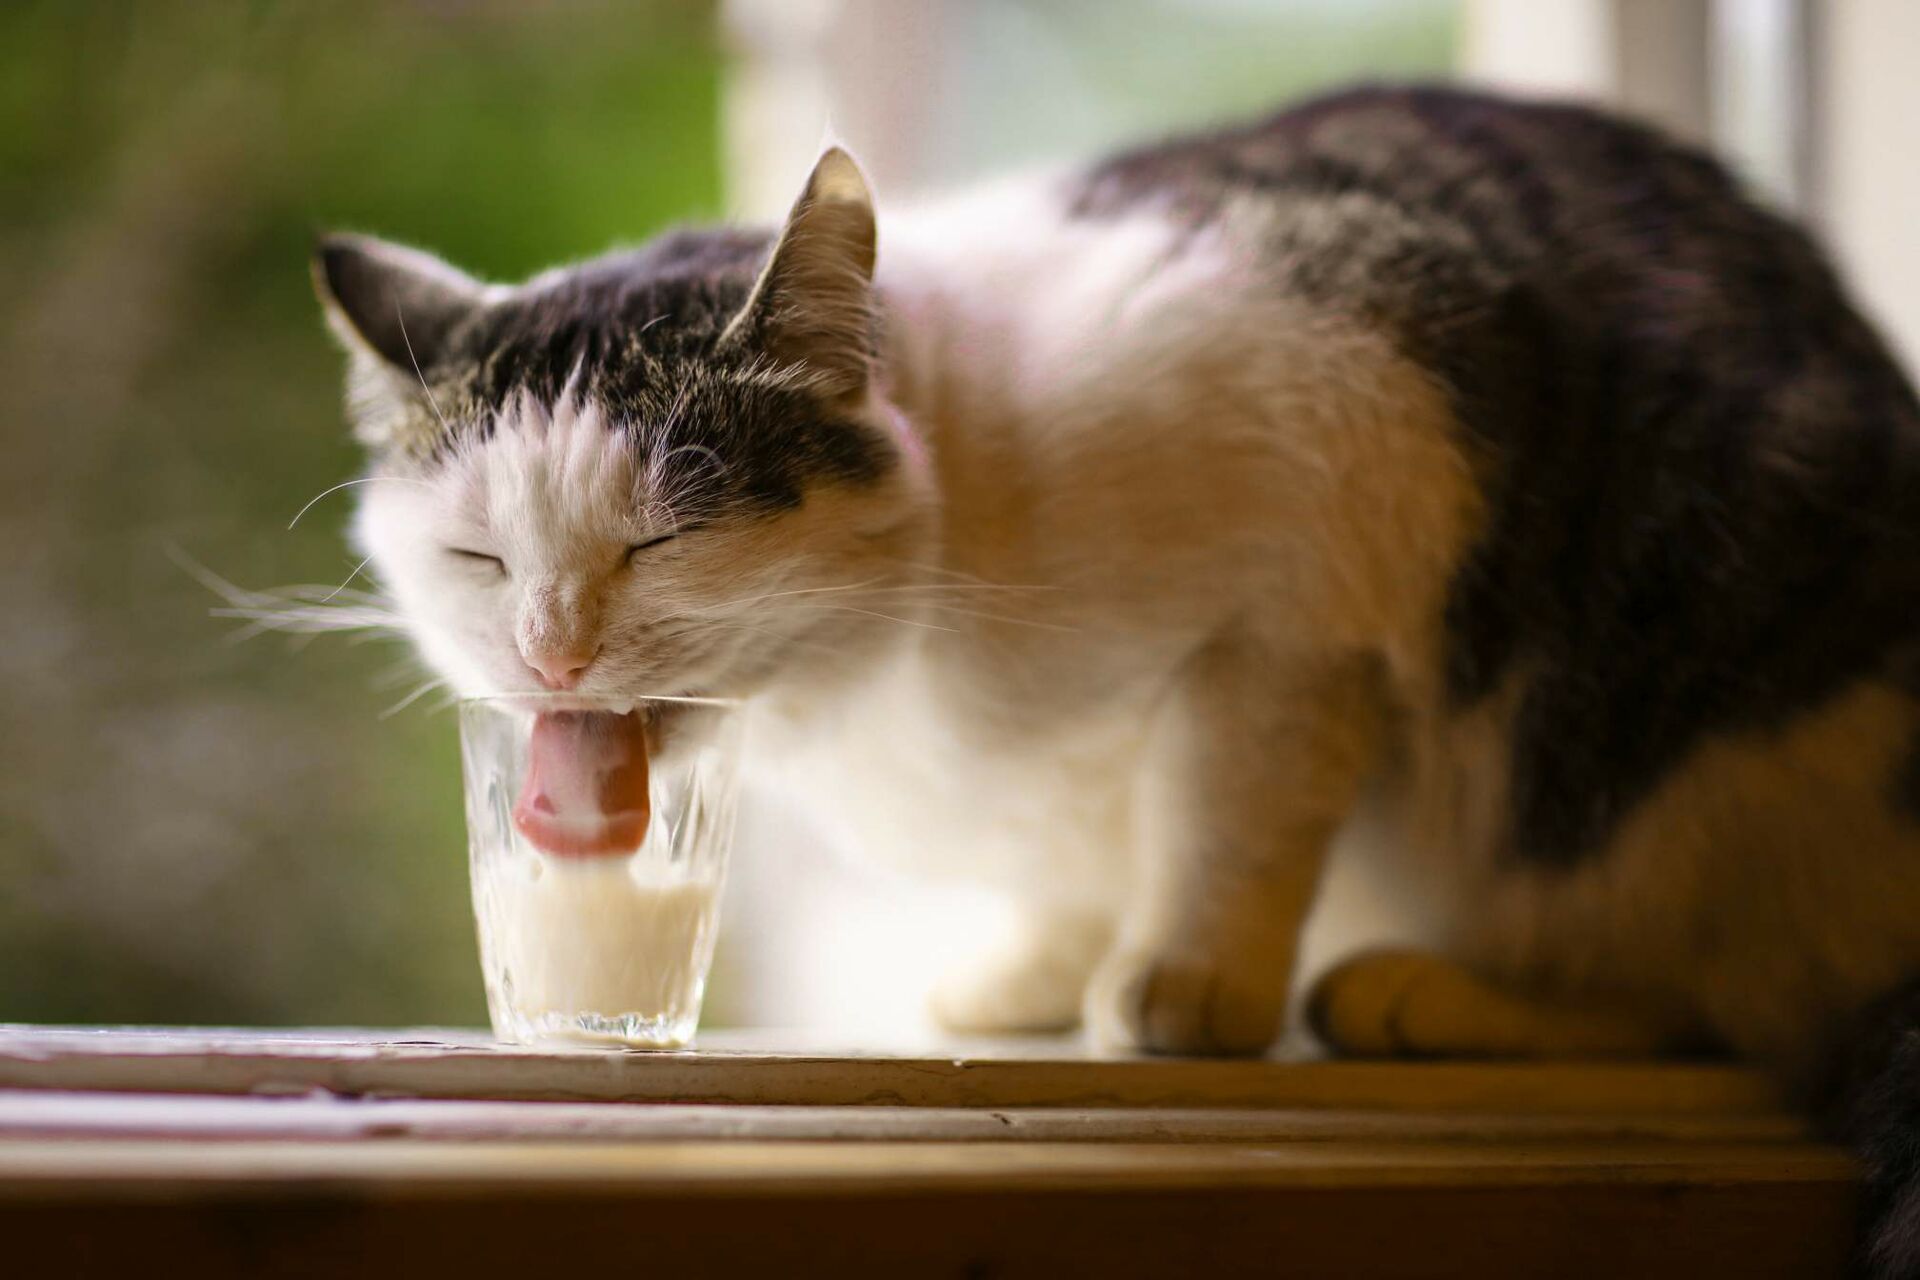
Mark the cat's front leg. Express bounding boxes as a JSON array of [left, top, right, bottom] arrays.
[[1087, 640, 1382, 1055]]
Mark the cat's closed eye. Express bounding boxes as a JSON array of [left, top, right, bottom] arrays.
[[626, 532, 683, 563], [447, 548, 508, 575]]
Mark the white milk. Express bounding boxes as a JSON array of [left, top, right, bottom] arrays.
[[473, 854, 722, 1049]]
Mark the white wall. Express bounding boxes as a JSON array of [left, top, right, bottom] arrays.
[[1466, 0, 1920, 373], [1461, 0, 1613, 99], [1461, 0, 1712, 144], [1823, 0, 1920, 375]]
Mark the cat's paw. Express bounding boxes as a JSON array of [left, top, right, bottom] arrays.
[[930, 957, 1084, 1034], [1305, 948, 1676, 1059], [1085, 946, 1287, 1056], [1304, 949, 1435, 1057], [928, 912, 1111, 1035]]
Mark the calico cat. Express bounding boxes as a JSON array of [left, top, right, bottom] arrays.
[[312, 86, 1920, 1273]]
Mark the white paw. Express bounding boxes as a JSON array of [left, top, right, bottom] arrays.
[[928, 916, 1110, 1035], [930, 957, 1085, 1034], [1085, 946, 1288, 1056]]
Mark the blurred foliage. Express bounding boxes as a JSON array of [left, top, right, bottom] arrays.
[[0, 0, 721, 1025]]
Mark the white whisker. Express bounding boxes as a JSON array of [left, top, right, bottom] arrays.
[[915, 601, 1082, 632], [379, 677, 445, 720], [165, 543, 255, 601], [659, 371, 697, 437], [767, 602, 961, 633], [287, 476, 427, 531], [692, 619, 843, 658], [655, 442, 731, 483], [371, 657, 433, 690], [701, 578, 1059, 615], [394, 300, 454, 437], [696, 577, 890, 612], [319, 555, 375, 604], [210, 603, 406, 633], [174, 542, 409, 644]]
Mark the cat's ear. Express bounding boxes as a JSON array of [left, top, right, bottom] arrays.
[[312, 235, 487, 450], [723, 147, 877, 403], [312, 234, 484, 374]]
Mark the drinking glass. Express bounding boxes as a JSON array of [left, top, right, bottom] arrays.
[[458, 694, 742, 1050]]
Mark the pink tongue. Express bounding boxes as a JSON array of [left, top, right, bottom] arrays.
[[512, 710, 652, 858]]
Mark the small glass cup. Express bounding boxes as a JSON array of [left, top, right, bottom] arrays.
[[458, 693, 742, 1050]]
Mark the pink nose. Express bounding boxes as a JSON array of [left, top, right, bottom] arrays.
[[524, 648, 597, 691]]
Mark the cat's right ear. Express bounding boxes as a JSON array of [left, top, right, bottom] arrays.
[[311, 235, 486, 449], [720, 147, 877, 405]]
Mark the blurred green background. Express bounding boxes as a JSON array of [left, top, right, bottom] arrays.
[[0, 0, 723, 1025], [0, 0, 1452, 1028]]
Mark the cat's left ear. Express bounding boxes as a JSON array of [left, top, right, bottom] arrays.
[[723, 147, 877, 404], [312, 234, 485, 375], [312, 235, 489, 451]]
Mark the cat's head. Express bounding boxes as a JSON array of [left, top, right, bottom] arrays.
[[313, 149, 932, 704]]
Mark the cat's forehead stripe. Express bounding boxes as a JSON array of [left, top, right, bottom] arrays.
[[383, 230, 890, 507]]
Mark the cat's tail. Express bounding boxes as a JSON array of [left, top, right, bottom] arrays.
[[1818, 976, 1920, 1278]]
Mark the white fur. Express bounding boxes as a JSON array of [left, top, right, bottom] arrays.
[[357, 385, 937, 710]]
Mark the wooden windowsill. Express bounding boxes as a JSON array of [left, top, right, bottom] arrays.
[[0, 1026, 1859, 1277]]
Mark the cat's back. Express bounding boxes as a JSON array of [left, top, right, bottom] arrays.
[[1077, 86, 1920, 867], [1070, 85, 1904, 399]]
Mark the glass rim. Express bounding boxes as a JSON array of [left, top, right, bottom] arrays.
[[459, 692, 743, 711]]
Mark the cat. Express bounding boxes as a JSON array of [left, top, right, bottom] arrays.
[[312, 85, 1920, 1274]]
